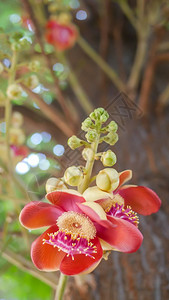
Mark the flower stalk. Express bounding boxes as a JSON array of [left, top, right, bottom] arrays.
[[55, 273, 68, 300]]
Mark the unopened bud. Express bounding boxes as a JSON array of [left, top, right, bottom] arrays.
[[108, 121, 118, 132], [64, 166, 83, 186], [68, 135, 82, 150], [81, 117, 94, 131], [82, 147, 93, 161], [58, 13, 72, 25], [9, 128, 25, 145], [103, 132, 118, 145], [7, 84, 22, 100], [46, 177, 67, 193], [0, 62, 4, 74], [24, 75, 39, 89], [48, 3, 60, 12], [101, 150, 117, 167], [96, 168, 119, 192], [12, 112, 23, 128], [90, 108, 109, 123], [29, 60, 40, 72], [85, 130, 97, 143]]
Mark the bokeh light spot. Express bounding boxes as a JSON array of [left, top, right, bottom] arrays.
[[31, 133, 43, 145], [39, 159, 50, 170], [16, 162, 30, 174], [27, 153, 39, 167], [41, 132, 51, 143], [53, 144, 64, 156], [76, 10, 87, 20], [9, 14, 21, 23]]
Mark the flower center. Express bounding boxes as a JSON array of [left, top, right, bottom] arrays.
[[43, 211, 97, 260], [106, 203, 139, 227]]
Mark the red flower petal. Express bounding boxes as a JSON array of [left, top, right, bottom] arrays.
[[19, 201, 63, 229], [60, 237, 103, 275], [95, 217, 143, 253], [118, 186, 161, 215], [31, 225, 66, 271], [46, 190, 84, 212], [117, 170, 132, 190]]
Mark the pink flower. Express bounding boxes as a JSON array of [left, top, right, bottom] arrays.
[[114, 170, 161, 215], [45, 20, 78, 51], [84, 170, 161, 251], [19, 189, 143, 275]]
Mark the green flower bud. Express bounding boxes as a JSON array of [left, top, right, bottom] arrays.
[[7, 84, 22, 100], [64, 166, 83, 186], [96, 168, 119, 192], [101, 150, 117, 167], [85, 130, 97, 143], [0, 62, 4, 74], [48, 3, 60, 12], [11, 42, 21, 51], [12, 112, 23, 128], [103, 132, 118, 145], [24, 75, 39, 90], [29, 61, 40, 72], [9, 128, 25, 145], [46, 177, 67, 193], [108, 121, 118, 132], [81, 117, 94, 131], [90, 108, 109, 123], [68, 135, 82, 150], [100, 112, 109, 123], [58, 13, 72, 25], [82, 147, 94, 161]]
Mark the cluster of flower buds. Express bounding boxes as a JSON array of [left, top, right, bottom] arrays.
[[10, 32, 31, 51], [89, 108, 109, 123], [9, 112, 28, 160], [10, 112, 25, 145]]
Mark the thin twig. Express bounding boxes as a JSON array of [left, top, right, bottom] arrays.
[[117, 0, 138, 30], [1, 247, 57, 289], [58, 52, 93, 114], [77, 37, 126, 92], [20, 84, 74, 137]]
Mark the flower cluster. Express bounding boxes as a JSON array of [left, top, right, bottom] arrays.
[[19, 108, 161, 276]]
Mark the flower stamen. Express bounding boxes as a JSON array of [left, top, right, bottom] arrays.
[[43, 211, 97, 259], [106, 203, 139, 227]]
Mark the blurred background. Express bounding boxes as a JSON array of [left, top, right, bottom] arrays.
[[0, 0, 169, 299]]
